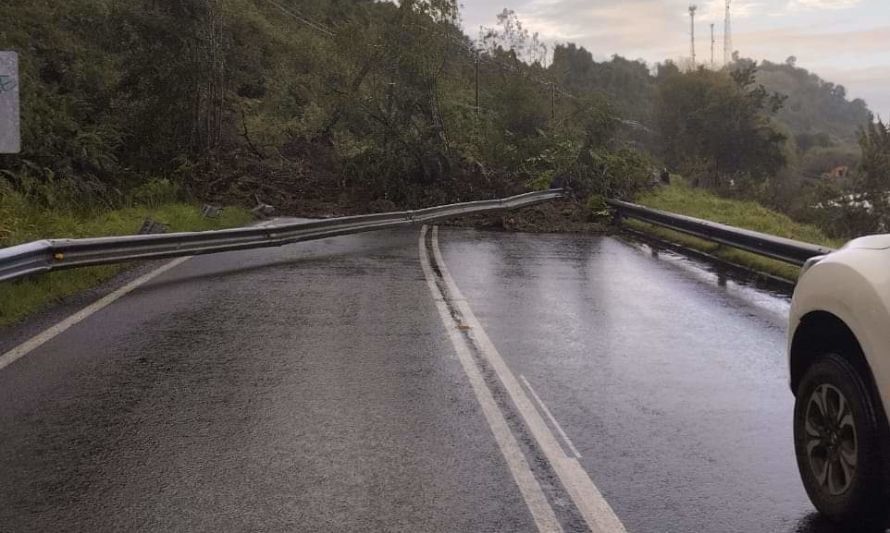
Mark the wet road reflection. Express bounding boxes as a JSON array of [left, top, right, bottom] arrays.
[[439, 228, 858, 533]]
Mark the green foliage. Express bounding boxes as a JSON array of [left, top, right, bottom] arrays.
[[857, 120, 890, 205], [815, 119, 890, 236], [754, 121, 889, 240], [574, 148, 653, 199], [0, 7, 120, 203], [795, 132, 833, 153], [656, 63, 788, 188], [800, 145, 859, 179], [640, 179, 838, 246], [585, 194, 609, 217], [128, 178, 183, 208], [800, 179, 873, 239], [523, 131, 583, 190], [0, 185, 251, 326], [1, 0, 657, 212], [551, 44, 656, 125]]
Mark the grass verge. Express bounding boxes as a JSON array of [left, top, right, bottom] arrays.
[[627, 180, 843, 281], [1, 203, 252, 327]]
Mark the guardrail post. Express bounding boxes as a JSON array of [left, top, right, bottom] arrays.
[[611, 206, 623, 227]]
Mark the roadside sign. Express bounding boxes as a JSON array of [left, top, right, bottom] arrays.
[[0, 52, 20, 154]]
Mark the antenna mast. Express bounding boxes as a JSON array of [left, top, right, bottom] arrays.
[[710, 23, 715, 68], [689, 5, 697, 68], [724, 0, 732, 65]]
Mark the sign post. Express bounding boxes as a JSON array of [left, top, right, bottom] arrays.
[[0, 52, 20, 154]]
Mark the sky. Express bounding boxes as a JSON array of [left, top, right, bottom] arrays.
[[459, 0, 890, 119]]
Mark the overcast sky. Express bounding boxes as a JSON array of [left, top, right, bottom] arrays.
[[459, 0, 890, 119]]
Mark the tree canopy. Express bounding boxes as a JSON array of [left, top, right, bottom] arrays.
[[656, 63, 788, 188], [0, 0, 882, 240]]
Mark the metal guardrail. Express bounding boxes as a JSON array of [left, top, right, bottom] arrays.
[[0, 190, 564, 283], [607, 199, 835, 266]]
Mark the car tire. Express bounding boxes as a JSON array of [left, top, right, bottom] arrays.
[[794, 353, 889, 529]]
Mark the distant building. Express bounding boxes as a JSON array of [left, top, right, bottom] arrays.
[[827, 166, 849, 179]]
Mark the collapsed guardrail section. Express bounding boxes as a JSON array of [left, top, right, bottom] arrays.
[[0, 190, 564, 283], [606, 199, 834, 266]]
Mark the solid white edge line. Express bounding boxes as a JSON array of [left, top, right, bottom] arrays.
[[0, 218, 287, 373], [520, 374, 583, 459], [418, 226, 563, 533], [430, 226, 627, 533], [0, 256, 191, 372]]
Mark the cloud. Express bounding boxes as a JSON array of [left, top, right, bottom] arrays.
[[504, 0, 787, 61], [516, 0, 689, 57], [788, 0, 861, 10], [698, 0, 764, 20], [735, 25, 890, 60]]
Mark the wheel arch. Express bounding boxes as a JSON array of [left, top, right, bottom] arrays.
[[790, 310, 874, 395]]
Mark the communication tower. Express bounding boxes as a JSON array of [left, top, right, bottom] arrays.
[[689, 5, 698, 68], [724, 0, 733, 65]]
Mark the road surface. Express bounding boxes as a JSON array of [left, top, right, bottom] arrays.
[[0, 223, 851, 532]]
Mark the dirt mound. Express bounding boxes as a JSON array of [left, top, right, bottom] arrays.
[[446, 198, 609, 233]]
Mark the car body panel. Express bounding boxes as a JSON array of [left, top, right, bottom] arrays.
[[789, 245, 890, 419]]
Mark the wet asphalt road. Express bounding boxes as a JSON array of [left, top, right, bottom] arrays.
[[437, 229, 838, 533], [0, 224, 851, 532]]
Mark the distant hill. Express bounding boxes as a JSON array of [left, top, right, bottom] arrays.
[[547, 48, 872, 149], [755, 57, 872, 143]]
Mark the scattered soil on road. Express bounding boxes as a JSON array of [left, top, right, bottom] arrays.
[[445, 199, 610, 233]]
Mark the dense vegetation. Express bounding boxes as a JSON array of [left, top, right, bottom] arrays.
[[1, 0, 887, 240], [0, 0, 654, 219], [656, 62, 788, 188]]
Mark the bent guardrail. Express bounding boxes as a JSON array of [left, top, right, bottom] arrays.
[[607, 199, 834, 266], [0, 190, 564, 283]]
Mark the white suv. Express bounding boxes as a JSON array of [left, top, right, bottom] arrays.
[[789, 235, 890, 528]]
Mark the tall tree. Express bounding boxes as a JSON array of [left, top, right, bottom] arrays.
[[855, 119, 890, 228], [656, 63, 787, 187]]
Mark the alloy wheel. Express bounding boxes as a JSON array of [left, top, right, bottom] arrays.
[[804, 383, 858, 496]]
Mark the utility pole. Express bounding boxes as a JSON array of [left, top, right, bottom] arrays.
[[689, 5, 697, 69], [476, 25, 483, 117], [550, 82, 556, 121], [724, 0, 732, 65], [474, 53, 480, 116], [710, 23, 715, 68]]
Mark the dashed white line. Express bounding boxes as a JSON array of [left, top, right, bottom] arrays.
[[426, 225, 627, 533], [520, 374, 583, 459]]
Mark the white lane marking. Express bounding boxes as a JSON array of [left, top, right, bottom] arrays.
[[520, 374, 583, 459], [0, 257, 192, 372], [419, 226, 563, 533], [429, 226, 627, 533], [0, 219, 287, 373]]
